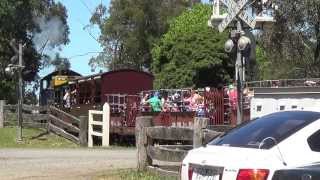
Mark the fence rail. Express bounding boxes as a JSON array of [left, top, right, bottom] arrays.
[[136, 116, 223, 177], [48, 106, 87, 145], [246, 78, 320, 88], [0, 101, 88, 146], [2, 103, 48, 128]]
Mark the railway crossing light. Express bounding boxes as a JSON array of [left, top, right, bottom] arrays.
[[238, 36, 251, 51], [225, 39, 235, 53]]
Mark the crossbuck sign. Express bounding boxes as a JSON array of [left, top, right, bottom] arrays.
[[218, 0, 256, 32]]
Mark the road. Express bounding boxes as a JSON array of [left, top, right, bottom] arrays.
[[0, 148, 136, 180]]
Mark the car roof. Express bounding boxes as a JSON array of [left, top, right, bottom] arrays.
[[266, 111, 320, 121]]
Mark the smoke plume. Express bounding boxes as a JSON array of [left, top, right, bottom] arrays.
[[33, 16, 67, 53]]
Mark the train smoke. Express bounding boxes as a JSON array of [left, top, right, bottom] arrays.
[[32, 16, 67, 53]]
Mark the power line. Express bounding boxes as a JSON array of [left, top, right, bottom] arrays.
[[68, 51, 104, 59], [79, 0, 94, 15], [76, 18, 100, 43]]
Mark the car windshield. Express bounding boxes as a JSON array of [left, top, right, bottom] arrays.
[[209, 111, 320, 149]]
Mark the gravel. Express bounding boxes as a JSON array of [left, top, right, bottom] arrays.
[[0, 148, 137, 180]]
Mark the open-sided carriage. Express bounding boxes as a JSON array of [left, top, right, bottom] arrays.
[[139, 88, 250, 129]]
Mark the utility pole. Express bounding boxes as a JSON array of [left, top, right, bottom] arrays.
[[17, 43, 23, 142], [236, 20, 244, 125], [8, 40, 24, 142]]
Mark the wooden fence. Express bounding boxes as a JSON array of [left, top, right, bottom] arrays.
[[48, 106, 88, 145], [0, 100, 88, 146], [136, 116, 223, 177], [2, 103, 49, 128]]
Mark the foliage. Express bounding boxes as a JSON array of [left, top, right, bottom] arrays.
[[0, 127, 77, 148], [0, 0, 69, 103], [151, 4, 232, 89], [255, 45, 271, 80], [90, 0, 192, 71], [95, 170, 177, 180], [261, 0, 320, 79]]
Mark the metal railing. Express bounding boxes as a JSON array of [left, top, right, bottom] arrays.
[[246, 78, 320, 88]]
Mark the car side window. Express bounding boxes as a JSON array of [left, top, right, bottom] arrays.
[[308, 130, 320, 152]]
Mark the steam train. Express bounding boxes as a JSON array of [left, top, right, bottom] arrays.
[[40, 69, 249, 137]]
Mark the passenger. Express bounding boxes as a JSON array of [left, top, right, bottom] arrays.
[[228, 84, 237, 110], [195, 96, 205, 117], [141, 93, 150, 112], [161, 94, 170, 112], [184, 89, 202, 111], [146, 92, 162, 112], [70, 89, 77, 105], [63, 89, 71, 111]]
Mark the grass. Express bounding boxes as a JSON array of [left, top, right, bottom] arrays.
[[0, 126, 78, 148], [95, 170, 178, 180]]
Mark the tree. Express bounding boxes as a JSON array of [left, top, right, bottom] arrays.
[[89, 0, 190, 71], [262, 0, 320, 79], [152, 4, 233, 89], [0, 0, 69, 103]]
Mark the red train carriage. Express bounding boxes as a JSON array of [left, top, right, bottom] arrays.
[[66, 69, 154, 136]]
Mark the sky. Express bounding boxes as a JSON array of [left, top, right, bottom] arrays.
[[40, 0, 210, 78], [40, 0, 110, 78]]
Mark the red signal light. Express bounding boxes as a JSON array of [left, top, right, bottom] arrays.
[[188, 166, 193, 180], [237, 169, 269, 180]]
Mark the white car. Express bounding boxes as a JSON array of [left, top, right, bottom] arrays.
[[181, 111, 320, 180]]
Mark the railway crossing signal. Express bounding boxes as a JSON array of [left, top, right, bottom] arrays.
[[210, 0, 276, 125], [218, 0, 255, 32], [219, 0, 256, 31]]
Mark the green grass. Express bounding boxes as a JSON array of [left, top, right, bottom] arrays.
[[0, 126, 78, 148], [95, 170, 178, 180]]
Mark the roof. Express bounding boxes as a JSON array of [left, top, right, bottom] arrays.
[[41, 69, 81, 81], [72, 69, 154, 82]]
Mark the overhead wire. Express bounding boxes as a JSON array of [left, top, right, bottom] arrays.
[[67, 51, 104, 59], [79, 0, 94, 15]]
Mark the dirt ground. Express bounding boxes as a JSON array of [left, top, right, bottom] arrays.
[[0, 148, 136, 180]]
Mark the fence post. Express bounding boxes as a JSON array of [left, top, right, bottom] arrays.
[[193, 117, 209, 148], [0, 100, 5, 128], [79, 116, 88, 147], [102, 103, 110, 147], [136, 115, 153, 171]]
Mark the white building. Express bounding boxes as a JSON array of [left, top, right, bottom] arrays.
[[250, 86, 320, 119]]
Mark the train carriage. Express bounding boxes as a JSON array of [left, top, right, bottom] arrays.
[[66, 69, 153, 136]]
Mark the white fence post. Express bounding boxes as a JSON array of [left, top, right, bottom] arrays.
[[88, 103, 110, 147], [102, 103, 110, 146]]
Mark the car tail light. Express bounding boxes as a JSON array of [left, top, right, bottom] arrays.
[[188, 166, 193, 180], [237, 169, 269, 180]]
